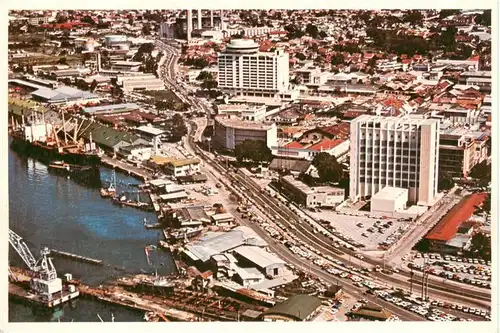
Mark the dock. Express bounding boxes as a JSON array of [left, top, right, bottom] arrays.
[[9, 282, 79, 308], [101, 155, 154, 181], [50, 249, 103, 266]]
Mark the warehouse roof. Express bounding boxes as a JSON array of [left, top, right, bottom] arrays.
[[425, 193, 487, 242], [78, 119, 142, 149], [233, 246, 285, 269], [136, 125, 164, 136], [32, 86, 97, 102], [351, 303, 392, 321], [185, 226, 267, 263], [262, 294, 322, 321], [372, 186, 408, 200]]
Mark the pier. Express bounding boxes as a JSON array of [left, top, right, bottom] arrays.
[[50, 249, 104, 266], [101, 155, 154, 181]]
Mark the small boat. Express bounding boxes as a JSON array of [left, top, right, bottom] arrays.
[[48, 161, 96, 175], [100, 170, 117, 198]]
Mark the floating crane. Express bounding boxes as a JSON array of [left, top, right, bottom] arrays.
[[8, 229, 63, 301]]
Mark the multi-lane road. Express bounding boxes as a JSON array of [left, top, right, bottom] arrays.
[[155, 39, 491, 320]]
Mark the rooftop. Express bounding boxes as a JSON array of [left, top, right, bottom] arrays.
[[215, 116, 276, 131], [136, 125, 165, 136], [372, 186, 408, 200], [308, 138, 345, 151], [233, 246, 285, 269], [425, 193, 487, 242], [262, 294, 322, 321]]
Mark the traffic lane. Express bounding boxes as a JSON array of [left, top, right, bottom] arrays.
[[235, 216, 423, 321], [231, 171, 491, 307]]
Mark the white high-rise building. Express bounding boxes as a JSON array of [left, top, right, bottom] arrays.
[[217, 39, 289, 98], [349, 115, 440, 206]]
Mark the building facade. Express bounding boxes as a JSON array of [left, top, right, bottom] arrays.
[[217, 39, 289, 98], [349, 115, 440, 206], [213, 115, 277, 150]]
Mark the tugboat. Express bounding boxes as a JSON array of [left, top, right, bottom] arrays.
[[100, 170, 117, 198]]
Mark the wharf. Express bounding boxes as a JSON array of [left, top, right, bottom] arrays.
[[101, 155, 154, 181], [9, 282, 79, 308], [50, 249, 103, 266]]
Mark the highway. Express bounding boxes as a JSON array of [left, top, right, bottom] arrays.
[[154, 39, 490, 319]]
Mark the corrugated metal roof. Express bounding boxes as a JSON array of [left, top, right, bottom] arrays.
[[233, 246, 285, 269]]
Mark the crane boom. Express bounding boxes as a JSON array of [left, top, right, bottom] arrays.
[[8, 229, 37, 270]]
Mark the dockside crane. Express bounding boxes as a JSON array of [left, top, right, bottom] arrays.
[[8, 229, 63, 301]]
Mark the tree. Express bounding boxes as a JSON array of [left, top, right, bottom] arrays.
[[196, 71, 213, 81], [58, 57, 67, 64], [468, 161, 491, 185], [439, 9, 460, 19], [312, 152, 343, 183], [81, 15, 95, 26], [168, 114, 188, 142], [475, 10, 491, 26], [438, 172, 454, 191], [403, 10, 423, 26], [305, 23, 319, 39], [90, 79, 98, 92], [201, 80, 218, 90], [295, 52, 306, 61], [469, 233, 491, 261], [330, 53, 345, 66], [234, 140, 273, 164]]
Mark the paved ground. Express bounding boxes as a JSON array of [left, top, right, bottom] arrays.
[[307, 210, 411, 251]]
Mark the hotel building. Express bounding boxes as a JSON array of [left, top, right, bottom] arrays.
[[217, 39, 289, 98]]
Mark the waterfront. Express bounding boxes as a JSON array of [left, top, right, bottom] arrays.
[[8, 142, 175, 321]]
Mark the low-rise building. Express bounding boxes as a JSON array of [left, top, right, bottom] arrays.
[[232, 246, 286, 278], [260, 294, 323, 322], [111, 61, 143, 72], [216, 103, 267, 121], [425, 193, 487, 254], [280, 175, 344, 208], [370, 187, 408, 214], [116, 74, 165, 91], [213, 115, 277, 150], [164, 158, 201, 177]]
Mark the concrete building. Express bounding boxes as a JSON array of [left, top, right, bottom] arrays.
[[116, 74, 165, 92], [217, 39, 290, 98], [159, 21, 176, 39], [216, 103, 267, 121], [213, 115, 277, 150], [280, 175, 345, 208], [110, 61, 142, 72], [232, 246, 286, 278], [349, 115, 440, 206], [164, 158, 201, 177], [370, 186, 409, 214], [261, 294, 322, 322]]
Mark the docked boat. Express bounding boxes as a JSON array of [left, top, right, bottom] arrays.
[[48, 161, 99, 176], [166, 227, 203, 241], [10, 112, 102, 166], [100, 170, 117, 198]]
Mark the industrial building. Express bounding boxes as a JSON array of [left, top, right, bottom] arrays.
[[213, 115, 277, 150], [370, 186, 408, 214], [216, 103, 267, 121], [217, 39, 290, 98], [232, 246, 286, 278], [163, 158, 201, 177], [30, 86, 99, 105], [116, 74, 165, 92], [425, 193, 487, 254], [280, 175, 345, 208], [81, 103, 141, 116], [349, 115, 440, 206], [110, 61, 142, 72], [260, 294, 323, 322]]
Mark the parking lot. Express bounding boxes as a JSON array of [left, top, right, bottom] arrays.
[[407, 253, 491, 290], [308, 210, 412, 251]]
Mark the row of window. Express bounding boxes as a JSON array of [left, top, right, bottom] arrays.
[[359, 179, 418, 188]]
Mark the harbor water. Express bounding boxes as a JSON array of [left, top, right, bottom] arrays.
[[8, 139, 176, 322]]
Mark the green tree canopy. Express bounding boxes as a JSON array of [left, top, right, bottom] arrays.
[[438, 171, 455, 191], [469, 232, 491, 261], [234, 140, 273, 164], [312, 152, 343, 183]]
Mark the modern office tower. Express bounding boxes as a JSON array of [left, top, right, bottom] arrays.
[[217, 39, 290, 98], [186, 10, 193, 41], [349, 115, 440, 206]]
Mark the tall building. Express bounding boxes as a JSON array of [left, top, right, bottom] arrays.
[[186, 10, 193, 41], [213, 115, 278, 150], [349, 115, 440, 206], [217, 39, 289, 98]]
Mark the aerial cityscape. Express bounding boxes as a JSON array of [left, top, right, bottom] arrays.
[[7, 9, 492, 323]]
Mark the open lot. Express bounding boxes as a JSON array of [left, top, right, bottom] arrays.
[[307, 210, 412, 251], [142, 89, 182, 103]]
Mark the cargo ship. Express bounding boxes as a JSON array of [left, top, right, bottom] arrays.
[[9, 113, 102, 167]]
